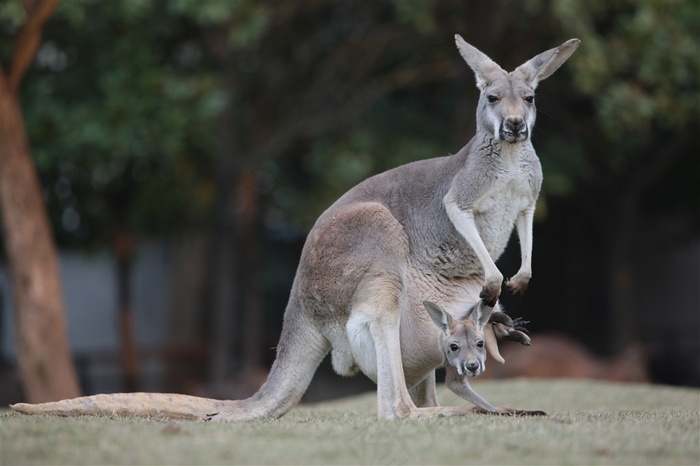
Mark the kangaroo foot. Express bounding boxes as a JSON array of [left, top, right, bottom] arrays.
[[472, 407, 547, 417], [488, 312, 532, 346]]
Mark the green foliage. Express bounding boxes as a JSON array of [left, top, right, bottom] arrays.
[[392, 0, 437, 34], [520, 0, 700, 226], [3, 0, 233, 247], [265, 90, 451, 231], [554, 0, 700, 140], [3, 0, 698, 247]]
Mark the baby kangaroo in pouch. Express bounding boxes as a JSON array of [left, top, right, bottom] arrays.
[[12, 35, 579, 421], [423, 301, 544, 417]]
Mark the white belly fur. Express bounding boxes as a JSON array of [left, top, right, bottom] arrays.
[[346, 313, 378, 383]]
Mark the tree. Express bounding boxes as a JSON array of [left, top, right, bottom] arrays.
[[17, 0, 224, 390], [529, 0, 700, 351], [0, 0, 81, 402]]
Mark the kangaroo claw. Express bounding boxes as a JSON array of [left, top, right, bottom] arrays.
[[510, 317, 531, 335], [479, 286, 500, 308], [471, 407, 547, 417], [505, 276, 529, 297]]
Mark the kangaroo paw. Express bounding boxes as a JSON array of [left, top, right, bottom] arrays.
[[505, 275, 529, 296], [479, 284, 501, 308]]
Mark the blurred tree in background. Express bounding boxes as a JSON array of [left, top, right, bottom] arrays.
[[533, 0, 700, 353], [0, 0, 81, 402], [1, 0, 698, 398]]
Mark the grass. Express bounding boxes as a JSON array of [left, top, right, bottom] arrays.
[[1, 379, 698, 465]]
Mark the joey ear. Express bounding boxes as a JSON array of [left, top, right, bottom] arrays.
[[455, 34, 506, 90], [423, 301, 453, 334], [472, 300, 494, 330], [513, 38, 581, 88]]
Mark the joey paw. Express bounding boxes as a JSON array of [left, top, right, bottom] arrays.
[[510, 317, 531, 334], [509, 329, 532, 346], [488, 311, 514, 327], [492, 322, 532, 346], [490, 316, 532, 346]]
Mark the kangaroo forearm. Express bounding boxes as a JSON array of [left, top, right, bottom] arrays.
[[445, 367, 498, 412]]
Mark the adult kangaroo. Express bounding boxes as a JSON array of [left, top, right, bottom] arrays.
[[11, 35, 580, 421]]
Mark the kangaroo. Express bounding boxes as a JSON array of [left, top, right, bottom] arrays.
[[10, 299, 535, 419], [421, 300, 541, 416], [11, 35, 580, 421]]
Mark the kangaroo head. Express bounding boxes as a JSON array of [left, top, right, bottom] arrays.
[[424, 300, 494, 377], [455, 35, 580, 143]]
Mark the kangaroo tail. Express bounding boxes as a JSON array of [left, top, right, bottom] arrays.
[[11, 300, 330, 422], [210, 309, 330, 421], [11, 392, 228, 420]]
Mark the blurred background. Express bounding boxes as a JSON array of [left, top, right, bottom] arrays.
[[1, 0, 698, 406]]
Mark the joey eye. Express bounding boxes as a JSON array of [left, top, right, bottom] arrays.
[[487, 95, 499, 103], [524, 95, 535, 103], [450, 343, 460, 352], [476, 340, 484, 348]]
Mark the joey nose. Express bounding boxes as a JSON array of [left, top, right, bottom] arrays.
[[466, 362, 479, 374]]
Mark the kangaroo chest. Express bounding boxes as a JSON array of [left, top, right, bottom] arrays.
[[474, 164, 533, 213], [471, 155, 538, 255], [422, 151, 540, 277]]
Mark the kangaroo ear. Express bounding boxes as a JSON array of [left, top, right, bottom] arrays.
[[455, 34, 506, 91], [472, 300, 494, 330], [513, 38, 581, 88], [423, 301, 453, 334]]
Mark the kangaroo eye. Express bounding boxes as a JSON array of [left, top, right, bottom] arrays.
[[487, 95, 499, 103], [450, 343, 460, 352], [476, 341, 484, 348], [524, 95, 535, 103]]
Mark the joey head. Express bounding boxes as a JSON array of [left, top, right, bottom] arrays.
[[424, 300, 490, 378], [424, 300, 544, 416]]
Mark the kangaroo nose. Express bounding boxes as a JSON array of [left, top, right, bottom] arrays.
[[466, 362, 479, 373], [505, 117, 525, 134]]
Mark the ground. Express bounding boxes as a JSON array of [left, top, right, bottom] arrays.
[[1, 379, 698, 465]]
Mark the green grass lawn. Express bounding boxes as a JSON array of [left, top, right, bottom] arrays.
[[1, 379, 698, 465]]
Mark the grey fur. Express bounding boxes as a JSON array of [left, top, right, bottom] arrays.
[[424, 300, 498, 411], [210, 35, 579, 421], [10, 36, 579, 422]]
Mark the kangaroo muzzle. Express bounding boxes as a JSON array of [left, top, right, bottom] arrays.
[[500, 116, 528, 142]]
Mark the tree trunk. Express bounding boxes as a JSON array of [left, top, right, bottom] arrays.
[[0, 72, 81, 402]]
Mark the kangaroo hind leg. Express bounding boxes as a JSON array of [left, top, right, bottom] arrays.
[[352, 278, 416, 420], [409, 372, 439, 408]]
